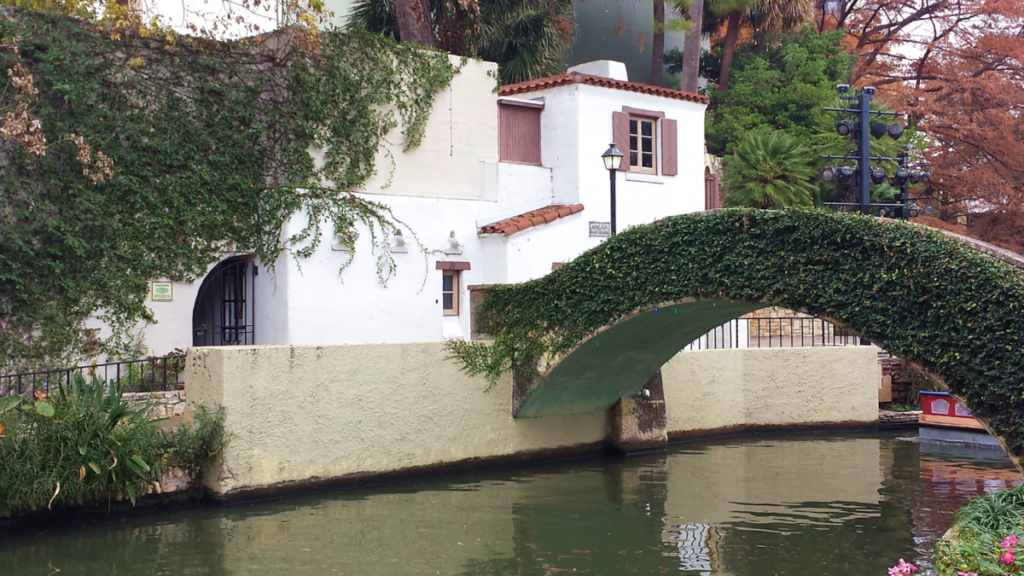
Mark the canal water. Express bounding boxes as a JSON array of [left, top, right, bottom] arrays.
[[1, 431, 1018, 575]]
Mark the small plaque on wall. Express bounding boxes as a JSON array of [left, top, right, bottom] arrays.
[[589, 221, 611, 237], [151, 281, 173, 302]]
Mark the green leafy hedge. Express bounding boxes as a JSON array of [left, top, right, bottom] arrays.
[[447, 209, 1024, 457]]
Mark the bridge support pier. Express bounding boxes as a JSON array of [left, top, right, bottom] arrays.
[[610, 371, 668, 453]]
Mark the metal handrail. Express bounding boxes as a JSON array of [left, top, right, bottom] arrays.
[[0, 354, 187, 397], [683, 317, 865, 351]]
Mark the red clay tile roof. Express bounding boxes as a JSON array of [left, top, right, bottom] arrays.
[[498, 72, 708, 104], [479, 204, 584, 236]]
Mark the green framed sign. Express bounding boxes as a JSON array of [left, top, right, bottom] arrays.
[[151, 281, 173, 302]]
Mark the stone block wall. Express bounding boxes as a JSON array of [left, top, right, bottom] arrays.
[[878, 355, 911, 402], [124, 389, 186, 419], [740, 307, 856, 340]]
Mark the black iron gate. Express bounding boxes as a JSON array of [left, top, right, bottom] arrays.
[[192, 258, 255, 346]]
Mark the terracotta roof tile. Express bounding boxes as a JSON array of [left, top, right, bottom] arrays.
[[479, 204, 584, 236], [498, 72, 708, 104]]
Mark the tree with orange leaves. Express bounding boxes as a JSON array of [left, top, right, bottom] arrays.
[[814, 0, 1024, 244]]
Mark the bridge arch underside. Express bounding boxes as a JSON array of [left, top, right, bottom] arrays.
[[516, 299, 767, 418]]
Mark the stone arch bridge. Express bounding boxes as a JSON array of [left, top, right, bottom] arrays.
[[457, 210, 1024, 465]]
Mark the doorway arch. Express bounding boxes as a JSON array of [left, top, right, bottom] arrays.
[[192, 256, 256, 346]]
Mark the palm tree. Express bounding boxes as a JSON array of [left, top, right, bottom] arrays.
[[349, 0, 575, 85], [714, 0, 816, 92], [678, 0, 704, 93], [652, 0, 666, 86], [722, 130, 818, 209]]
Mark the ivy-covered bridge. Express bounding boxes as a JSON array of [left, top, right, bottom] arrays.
[[449, 210, 1024, 463]]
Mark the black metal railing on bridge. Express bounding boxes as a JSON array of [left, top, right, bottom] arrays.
[[0, 354, 187, 397], [683, 317, 866, 351]]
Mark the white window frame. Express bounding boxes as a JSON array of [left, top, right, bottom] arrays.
[[629, 116, 658, 175], [442, 270, 460, 316]]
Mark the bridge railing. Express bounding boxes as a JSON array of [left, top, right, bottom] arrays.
[[0, 354, 187, 397], [682, 317, 865, 351]]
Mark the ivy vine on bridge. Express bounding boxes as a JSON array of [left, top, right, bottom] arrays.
[[446, 209, 1024, 463]]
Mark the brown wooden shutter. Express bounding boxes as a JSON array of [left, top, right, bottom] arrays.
[[499, 103, 542, 165], [612, 111, 630, 172], [661, 119, 678, 176]]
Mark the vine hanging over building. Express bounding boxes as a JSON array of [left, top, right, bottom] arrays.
[[0, 8, 457, 370]]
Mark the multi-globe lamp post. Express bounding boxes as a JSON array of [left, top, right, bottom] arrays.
[[819, 84, 932, 219], [602, 142, 624, 235]]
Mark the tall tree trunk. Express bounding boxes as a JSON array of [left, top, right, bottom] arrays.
[[396, 0, 435, 47], [680, 0, 704, 93], [718, 10, 742, 92], [651, 0, 666, 86]]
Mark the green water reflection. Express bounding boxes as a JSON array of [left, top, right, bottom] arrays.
[[0, 432, 1018, 575]]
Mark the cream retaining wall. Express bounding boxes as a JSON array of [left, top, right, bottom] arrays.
[[187, 343, 881, 496], [185, 343, 610, 497], [663, 346, 881, 435]]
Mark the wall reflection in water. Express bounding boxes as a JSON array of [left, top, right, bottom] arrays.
[[0, 432, 1017, 576]]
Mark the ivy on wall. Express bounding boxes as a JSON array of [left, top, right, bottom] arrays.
[[0, 9, 456, 369], [447, 209, 1024, 459]]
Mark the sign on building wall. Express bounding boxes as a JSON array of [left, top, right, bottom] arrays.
[[589, 221, 611, 237], [151, 281, 173, 302]]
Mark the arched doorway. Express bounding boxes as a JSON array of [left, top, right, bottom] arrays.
[[192, 256, 256, 346]]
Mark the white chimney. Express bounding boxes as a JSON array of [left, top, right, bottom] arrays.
[[567, 60, 629, 82]]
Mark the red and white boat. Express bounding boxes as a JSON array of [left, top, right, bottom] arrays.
[[919, 391, 1002, 448]]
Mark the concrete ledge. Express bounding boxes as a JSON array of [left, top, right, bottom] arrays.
[[663, 347, 882, 436], [668, 420, 879, 443], [206, 441, 607, 503], [186, 343, 610, 497]]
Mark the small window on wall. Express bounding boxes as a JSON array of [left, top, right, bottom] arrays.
[[629, 117, 657, 174], [442, 270, 460, 316]]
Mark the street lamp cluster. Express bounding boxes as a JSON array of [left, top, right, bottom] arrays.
[[819, 84, 931, 219]]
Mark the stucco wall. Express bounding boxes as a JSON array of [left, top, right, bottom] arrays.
[[662, 346, 881, 435], [188, 343, 881, 497], [186, 343, 610, 496]]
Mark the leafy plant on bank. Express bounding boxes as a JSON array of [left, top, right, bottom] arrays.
[[445, 209, 1024, 462], [721, 129, 818, 209], [936, 484, 1024, 575], [165, 405, 228, 476], [0, 373, 228, 516], [0, 9, 457, 372]]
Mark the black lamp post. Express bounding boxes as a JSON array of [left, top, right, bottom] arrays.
[[601, 143, 624, 235]]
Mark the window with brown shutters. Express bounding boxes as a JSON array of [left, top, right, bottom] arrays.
[[612, 107, 678, 177], [498, 99, 542, 165]]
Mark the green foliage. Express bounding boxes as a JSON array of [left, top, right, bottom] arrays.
[[164, 405, 228, 475], [0, 9, 456, 370], [348, 0, 575, 85], [956, 486, 1024, 538], [705, 28, 855, 156], [446, 209, 1024, 461], [0, 374, 162, 514], [0, 373, 228, 515], [721, 129, 817, 209], [936, 484, 1024, 575]]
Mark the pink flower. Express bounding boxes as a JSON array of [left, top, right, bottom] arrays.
[[887, 559, 917, 576], [957, 572, 978, 576], [1003, 534, 1018, 549], [1002, 550, 1016, 564]]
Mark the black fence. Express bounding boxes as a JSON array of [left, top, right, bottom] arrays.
[[0, 354, 187, 397], [683, 317, 865, 351]]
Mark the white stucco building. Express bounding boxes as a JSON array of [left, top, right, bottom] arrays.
[[121, 58, 711, 356]]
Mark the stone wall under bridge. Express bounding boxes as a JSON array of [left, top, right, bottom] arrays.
[[184, 343, 881, 499]]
